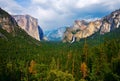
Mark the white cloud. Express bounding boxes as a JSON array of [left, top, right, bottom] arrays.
[[0, 0, 26, 14], [103, 0, 120, 11], [76, 0, 100, 8], [32, 0, 48, 4], [0, 0, 120, 31]]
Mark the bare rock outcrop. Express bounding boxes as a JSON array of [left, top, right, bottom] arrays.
[[0, 8, 17, 34], [13, 15, 40, 40], [63, 9, 120, 42]]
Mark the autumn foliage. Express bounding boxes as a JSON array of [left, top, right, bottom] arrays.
[[80, 62, 87, 79], [29, 60, 37, 74]]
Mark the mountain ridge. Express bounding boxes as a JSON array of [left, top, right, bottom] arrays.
[[0, 8, 18, 35], [63, 9, 120, 43], [0, 8, 41, 45]]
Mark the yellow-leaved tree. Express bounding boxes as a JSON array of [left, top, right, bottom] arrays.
[[29, 60, 37, 74], [80, 62, 87, 79]]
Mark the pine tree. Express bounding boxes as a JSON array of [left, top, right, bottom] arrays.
[[80, 39, 88, 79], [50, 57, 57, 70], [72, 58, 75, 76], [82, 39, 88, 63], [57, 58, 60, 70]]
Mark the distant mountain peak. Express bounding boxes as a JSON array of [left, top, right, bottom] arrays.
[[44, 27, 67, 41]]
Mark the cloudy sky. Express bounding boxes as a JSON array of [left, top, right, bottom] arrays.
[[0, 0, 120, 31]]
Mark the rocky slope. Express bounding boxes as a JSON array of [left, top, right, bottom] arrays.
[[0, 8, 41, 46], [63, 9, 120, 42], [13, 15, 40, 41], [0, 8, 17, 35]]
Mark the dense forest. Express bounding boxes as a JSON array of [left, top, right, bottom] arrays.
[[0, 23, 120, 81]]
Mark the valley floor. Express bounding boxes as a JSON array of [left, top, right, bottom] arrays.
[[0, 38, 120, 81]]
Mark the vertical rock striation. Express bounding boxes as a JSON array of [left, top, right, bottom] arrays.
[[13, 15, 40, 40]]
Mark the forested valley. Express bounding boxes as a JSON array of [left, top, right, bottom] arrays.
[[0, 27, 120, 81]]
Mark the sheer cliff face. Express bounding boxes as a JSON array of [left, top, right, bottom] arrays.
[[63, 28, 73, 42], [72, 20, 87, 31], [77, 20, 101, 40], [63, 9, 120, 42], [100, 10, 120, 34], [63, 20, 102, 42], [13, 15, 40, 41]]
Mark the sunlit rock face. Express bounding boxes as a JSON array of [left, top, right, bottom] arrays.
[[63, 27, 73, 42], [63, 9, 120, 42], [100, 9, 120, 34], [100, 20, 111, 34], [13, 15, 40, 40], [63, 20, 102, 42], [74, 20, 102, 41], [72, 20, 87, 31], [0, 8, 17, 34]]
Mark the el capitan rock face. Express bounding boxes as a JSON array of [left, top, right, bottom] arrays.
[[63, 9, 120, 42], [13, 15, 40, 40]]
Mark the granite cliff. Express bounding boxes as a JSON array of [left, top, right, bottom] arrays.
[[0, 8, 41, 46], [63, 9, 120, 43], [13, 15, 40, 41], [0, 8, 17, 35]]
